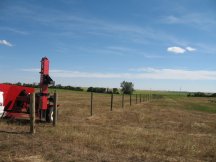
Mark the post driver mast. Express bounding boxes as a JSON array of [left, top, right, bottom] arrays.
[[39, 57, 54, 121]]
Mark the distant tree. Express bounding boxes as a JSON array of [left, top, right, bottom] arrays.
[[113, 88, 119, 94], [211, 93, 216, 97], [55, 84, 62, 88], [194, 92, 206, 97], [16, 82, 22, 86], [87, 87, 94, 92], [87, 87, 106, 93], [120, 81, 134, 94], [187, 93, 191, 97]]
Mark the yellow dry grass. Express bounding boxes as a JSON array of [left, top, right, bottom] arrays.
[[0, 91, 216, 162]]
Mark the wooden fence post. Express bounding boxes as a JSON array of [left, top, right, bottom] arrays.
[[30, 93, 35, 134], [130, 94, 132, 106], [110, 93, 113, 111], [90, 92, 93, 116], [53, 92, 58, 127], [140, 94, 141, 103], [122, 93, 124, 108], [136, 94, 137, 104]]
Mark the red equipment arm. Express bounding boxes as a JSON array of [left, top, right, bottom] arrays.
[[40, 57, 54, 110]]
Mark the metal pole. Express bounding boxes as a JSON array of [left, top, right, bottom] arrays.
[[30, 93, 35, 134], [53, 92, 58, 127]]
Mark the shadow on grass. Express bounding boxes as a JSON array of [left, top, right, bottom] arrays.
[[0, 118, 45, 125], [0, 130, 30, 135]]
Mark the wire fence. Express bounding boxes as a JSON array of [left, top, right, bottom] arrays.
[[57, 91, 163, 118]]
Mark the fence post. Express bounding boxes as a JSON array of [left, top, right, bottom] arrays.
[[136, 94, 137, 104], [130, 94, 132, 106], [110, 93, 113, 111], [140, 94, 141, 103], [122, 93, 124, 108], [30, 93, 35, 134], [90, 92, 93, 116], [53, 92, 58, 127]]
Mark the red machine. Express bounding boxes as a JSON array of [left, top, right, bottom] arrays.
[[0, 57, 55, 122]]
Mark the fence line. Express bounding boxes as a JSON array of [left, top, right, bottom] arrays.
[[89, 92, 162, 116]]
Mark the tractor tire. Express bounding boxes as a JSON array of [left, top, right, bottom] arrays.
[[46, 107, 53, 123]]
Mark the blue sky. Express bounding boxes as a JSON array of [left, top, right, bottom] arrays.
[[0, 0, 216, 92]]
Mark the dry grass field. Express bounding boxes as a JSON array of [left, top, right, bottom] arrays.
[[0, 90, 216, 162]]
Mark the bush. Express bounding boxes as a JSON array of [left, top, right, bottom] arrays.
[[194, 92, 206, 97], [113, 88, 119, 94], [87, 87, 106, 93], [187, 92, 216, 97], [210, 93, 216, 97]]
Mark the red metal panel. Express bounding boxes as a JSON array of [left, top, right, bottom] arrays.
[[0, 84, 34, 111]]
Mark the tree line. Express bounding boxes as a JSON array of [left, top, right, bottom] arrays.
[[3, 81, 135, 94], [87, 87, 120, 94], [187, 92, 216, 97], [3, 82, 84, 91]]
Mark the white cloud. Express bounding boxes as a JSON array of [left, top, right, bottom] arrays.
[[21, 68, 216, 80], [186, 46, 196, 52], [0, 40, 13, 47], [167, 46, 186, 54], [167, 46, 197, 54]]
